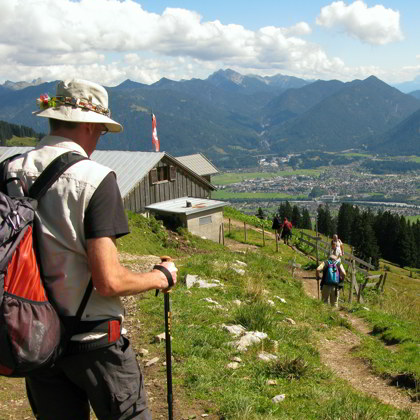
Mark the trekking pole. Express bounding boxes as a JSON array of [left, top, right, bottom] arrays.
[[156, 256, 174, 420], [316, 274, 320, 300]]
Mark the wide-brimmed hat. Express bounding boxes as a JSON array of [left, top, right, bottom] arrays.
[[33, 79, 123, 133]]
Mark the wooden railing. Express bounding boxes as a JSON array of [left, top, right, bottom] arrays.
[[298, 231, 386, 303]]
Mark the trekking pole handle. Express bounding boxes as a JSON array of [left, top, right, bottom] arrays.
[[154, 256, 176, 297]]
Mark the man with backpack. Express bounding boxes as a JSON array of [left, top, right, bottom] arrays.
[[316, 254, 346, 307], [281, 217, 293, 245], [2, 79, 178, 420], [271, 214, 281, 240]]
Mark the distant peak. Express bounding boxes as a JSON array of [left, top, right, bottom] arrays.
[[365, 75, 381, 82], [2, 78, 45, 90], [117, 79, 148, 89], [207, 69, 244, 85]]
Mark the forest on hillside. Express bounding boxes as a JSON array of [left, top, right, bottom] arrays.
[[0, 120, 42, 145], [318, 203, 420, 269], [268, 201, 420, 270]]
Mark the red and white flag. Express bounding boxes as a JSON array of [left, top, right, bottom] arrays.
[[152, 113, 160, 152]]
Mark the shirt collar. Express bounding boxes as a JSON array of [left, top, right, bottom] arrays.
[[36, 135, 89, 158]]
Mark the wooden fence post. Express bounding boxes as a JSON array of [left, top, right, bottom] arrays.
[[381, 272, 387, 292], [262, 224, 265, 247], [349, 259, 356, 303], [244, 222, 247, 242]]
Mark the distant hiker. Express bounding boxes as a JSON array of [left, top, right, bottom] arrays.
[[330, 234, 343, 257], [316, 254, 346, 307], [272, 214, 282, 240], [281, 217, 293, 245], [4, 79, 178, 420]]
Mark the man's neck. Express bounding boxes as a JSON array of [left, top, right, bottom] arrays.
[[50, 126, 97, 156]]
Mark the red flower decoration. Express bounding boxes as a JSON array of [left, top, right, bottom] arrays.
[[40, 94, 49, 104]]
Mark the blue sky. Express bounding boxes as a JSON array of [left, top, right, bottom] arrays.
[[0, 0, 419, 88]]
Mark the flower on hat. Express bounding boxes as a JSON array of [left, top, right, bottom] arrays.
[[35, 95, 110, 117], [36, 94, 56, 110]]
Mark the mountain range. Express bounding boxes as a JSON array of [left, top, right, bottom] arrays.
[[0, 69, 419, 168]]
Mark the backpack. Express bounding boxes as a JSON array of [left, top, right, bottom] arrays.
[[0, 151, 92, 377], [323, 259, 341, 285], [282, 221, 292, 235], [272, 216, 281, 230]]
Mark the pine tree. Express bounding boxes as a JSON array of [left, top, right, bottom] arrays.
[[395, 217, 416, 268], [351, 211, 380, 267], [413, 221, 420, 268], [255, 207, 265, 220], [317, 204, 333, 236], [374, 211, 400, 262], [278, 201, 292, 221], [317, 205, 326, 235], [291, 205, 301, 228], [301, 208, 312, 230], [337, 203, 355, 243]]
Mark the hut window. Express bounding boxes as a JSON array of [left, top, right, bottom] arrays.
[[199, 215, 212, 225], [150, 165, 175, 184]]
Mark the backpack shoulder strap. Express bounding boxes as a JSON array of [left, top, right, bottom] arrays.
[[28, 151, 92, 336], [322, 261, 328, 276], [29, 152, 88, 200], [0, 154, 22, 194]]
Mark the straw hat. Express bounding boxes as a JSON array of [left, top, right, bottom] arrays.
[[33, 79, 123, 133]]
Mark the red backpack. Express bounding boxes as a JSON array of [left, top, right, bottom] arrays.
[[0, 152, 92, 377]]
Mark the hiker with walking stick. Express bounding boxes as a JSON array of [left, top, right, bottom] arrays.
[[5, 79, 178, 420]]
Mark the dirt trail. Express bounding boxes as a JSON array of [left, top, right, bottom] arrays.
[[224, 220, 419, 417], [294, 267, 419, 417]]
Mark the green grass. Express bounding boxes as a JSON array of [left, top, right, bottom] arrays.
[[6, 136, 38, 146], [212, 170, 322, 186], [224, 206, 273, 231], [213, 191, 308, 200], [1, 211, 418, 419], [336, 152, 375, 158], [406, 215, 420, 223], [140, 247, 416, 419]]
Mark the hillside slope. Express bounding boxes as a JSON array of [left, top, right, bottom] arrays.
[[268, 76, 420, 152], [0, 214, 418, 419], [370, 107, 420, 155]]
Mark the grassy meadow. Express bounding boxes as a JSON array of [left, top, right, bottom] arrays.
[[0, 211, 418, 420], [6, 136, 38, 146], [212, 169, 322, 186]]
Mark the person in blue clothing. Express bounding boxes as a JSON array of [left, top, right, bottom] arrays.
[[316, 254, 346, 307]]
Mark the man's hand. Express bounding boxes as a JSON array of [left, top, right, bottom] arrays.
[[155, 260, 178, 291]]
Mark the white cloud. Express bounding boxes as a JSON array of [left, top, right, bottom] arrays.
[[316, 1, 404, 45], [0, 0, 410, 85]]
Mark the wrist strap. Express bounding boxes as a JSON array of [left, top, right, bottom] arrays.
[[153, 265, 174, 288]]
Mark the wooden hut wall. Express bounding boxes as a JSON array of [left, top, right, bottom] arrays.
[[123, 158, 211, 212]]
